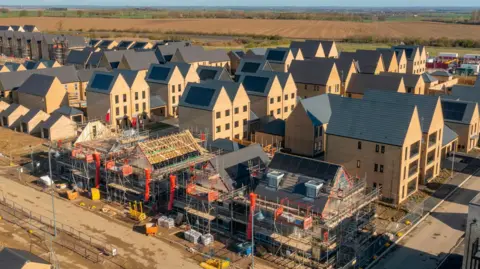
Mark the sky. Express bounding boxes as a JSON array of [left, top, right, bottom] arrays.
[[6, 0, 480, 7]]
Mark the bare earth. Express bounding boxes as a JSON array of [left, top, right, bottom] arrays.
[[2, 17, 480, 40], [0, 175, 200, 269]]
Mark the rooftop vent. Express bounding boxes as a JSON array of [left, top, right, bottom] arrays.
[[305, 180, 324, 199], [267, 171, 284, 189]]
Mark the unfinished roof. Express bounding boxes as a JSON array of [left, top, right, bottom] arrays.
[[122, 50, 159, 70], [327, 97, 418, 146], [346, 73, 404, 95], [364, 90, 440, 133], [290, 59, 336, 86], [340, 50, 383, 74], [197, 66, 232, 82], [0, 247, 50, 269], [16, 74, 56, 97], [299, 94, 344, 125], [137, 130, 206, 165], [379, 72, 422, 89], [441, 99, 477, 125]]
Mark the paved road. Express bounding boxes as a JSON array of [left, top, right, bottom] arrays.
[[373, 169, 480, 269], [0, 174, 199, 269]]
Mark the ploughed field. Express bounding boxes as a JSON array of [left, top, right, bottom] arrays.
[[2, 17, 480, 40]]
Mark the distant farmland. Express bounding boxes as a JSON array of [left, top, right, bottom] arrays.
[[2, 17, 480, 40]]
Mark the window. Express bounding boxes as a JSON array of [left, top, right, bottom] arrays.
[[374, 164, 378, 172], [284, 94, 288, 100], [142, 91, 146, 99], [407, 178, 416, 195], [291, 93, 295, 99], [243, 119, 247, 125], [172, 85, 175, 93], [243, 105, 247, 112], [357, 160, 361, 168], [277, 96, 281, 102], [428, 131, 437, 147], [405, 147, 408, 160], [123, 105, 127, 115], [216, 126, 221, 133], [235, 134, 240, 139], [328, 86, 331, 93], [270, 98, 274, 104], [225, 123, 230, 130], [357, 141, 362, 150], [410, 141, 420, 158], [216, 112, 221, 119], [234, 107, 239, 114], [304, 84, 307, 90], [234, 121, 239, 128], [402, 186, 405, 199], [115, 107, 119, 116], [284, 106, 288, 113], [142, 102, 146, 111], [135, 92, 138, 100], [291, 105, 294, 111], [225, 109, 230, 117], [404, 167, 406, 180], [172, 96, 176, 104], [178, 84, 181, 92], [123, 94, 127, 102], [115, 95, 119, 104], [135, 103, 139, 112], [380, 165, 384, 173], [375, 144, 379, 152], [74, 83, 78, 90], [277, 108, 281, 115], [270, 110, 274, 116], [381, 146, 385, 153], [64, 84, 68, 90]]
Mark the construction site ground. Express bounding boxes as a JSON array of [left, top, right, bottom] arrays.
[[0, 128, 47, 166]]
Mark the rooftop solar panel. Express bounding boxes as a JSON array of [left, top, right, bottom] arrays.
[[242, 76, 270, 93], [241, 62, 261, 73], [236, 51, 245, 57], [133, 42, 147, 49], [110, 62, 120, 69], [89, 39, 99, 46], [90, 74, 115, 91], [117, 41, 132, 48], [149, 66, 171, 81], [442, 101, 467, 122], [199, 69, 218, 81], [185, 86, 216, 107], [266, 50, 287, 62]]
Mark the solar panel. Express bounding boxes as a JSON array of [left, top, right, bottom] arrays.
[[199, 69, 218, 81], [133, 42, 147, 49], [110, 62, 120, 69], [89, 39, 99, 46], [90, 74, 115, 91], [442, 101, 467, 122], [241, 62, 261, 73], [149, 66, 171, 81], [118, 41, 132, 48], [266, 50, 287, 62], [242, 76, 270, 93], [185, 86, 216, 107], [99, 40, 113, 48]]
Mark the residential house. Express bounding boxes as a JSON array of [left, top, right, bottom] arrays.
[[97, 40, 118, 50], [339, 50, 385, 75], [113, 69, 151, 121], [375, 49, 400, 72], [426, 71, 459, 95], [441, 98, 479, 153], [41, 113, 76, 141], [65, 47, 95, 69], [131, 41, 153, 50], [23, 25, 39, 32], [364, 90, 444, 183], [264, 47, 303, 72], [0, 103, 29, 129], [155, 43, 195, 63], [234, 58, 273, 79], [325, 97, 423, 204], [379, 72, 425, 94], [19, 108, 50, 135], [430, 70, 453, 83], [179, 80, 250, 140], [103, 50, 127, 69], [246, 48, 267, 58], [238, 72, 296, 120], [290, 40, 338, 58], [17, 74, 68, 113], [377, 48, 408, 73], [345, 73, 406, 98], [0, 247, 51, 269], [289, 59, 341, 98], [0, 101, 8, 112], [117, 50, 159, 71], [285, 94, 342, 157], [442, 124, 458, 159], [76, 67, 109, 103], [197, 66, 232, 82], [53, 105, 84, 123], [227, 50, 246, 74], [257, 70, 298, 119], [116, 40, 135, 50], [170, 46, 230, 70], [392, 45, 426, 74], [146, 62, 200, 117], [254, 118, 285, 147]]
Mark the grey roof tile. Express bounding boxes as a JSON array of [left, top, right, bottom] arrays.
[[441, 98, 477, 125], [299, 94, 343, 125], [289, 40, 323, 58], [238, 73, 276, 97], [76, 67, 108, 82], [379, 72, 422, 90], [442, 124, 458, 146], [347, 73, 404, 95], [42, 113, 67, 129], [422, 72, 438, 83], [0, 247, 49, 268], [66, 47, 94, 65], [16, 74, 56, 97], [21, 108, 48, 123], [86, 71, 118, 94], [340, 50, 383, 74], [197, 66, 232, 81], [122, 50, 159, 70], [150, 95, 166, 108], [257, 119, 285, 136], [53, 105, 83, 116], [290, 59, 336, 85]]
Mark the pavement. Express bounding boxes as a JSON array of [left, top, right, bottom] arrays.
[[372, 156, 480, 269], [0, 173, 200, 269]]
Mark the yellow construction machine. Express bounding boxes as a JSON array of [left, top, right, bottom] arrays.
[[200, 258, 230, 269], [129, 201, 146, 221]]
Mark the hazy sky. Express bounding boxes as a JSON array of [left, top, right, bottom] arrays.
[[9, 0, 480, 7]]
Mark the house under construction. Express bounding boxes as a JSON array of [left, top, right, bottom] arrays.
[[52, 124, 379, 269]]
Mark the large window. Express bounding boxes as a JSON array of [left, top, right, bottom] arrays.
[[407, 178, 417, 195], [357, 141, 362, 150], [427, 149, 436, 165], [410, 141, 420, 158], [425, 167, 434, 181], [428, 131, 437, 147], [408, 160, 418, 178]]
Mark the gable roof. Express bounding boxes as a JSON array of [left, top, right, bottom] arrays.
[[247, 48, 267, 56], [376, 48, 397, 69], [77, 67, 108, 82], [364, 90, 440, 133], [289, 40, 323, 59], [53, 105, 83, 116], [66, 47, 93, 65], [299, 94, 343, 126], [442, 124, 458, 147], [0, 247, 49, 269], [265, 48, 290, 63], [116, 40, 134, 50], [86, 71, 120, 94], [113, 69, 139, 88], [392, 45, 421, 61], [197, 66, 232, 81], [104, 50, 126, 64], [441, 98, 477, 125], [327, 97, 418, 146], [42, 113, 69, 129], [430, 70, 453, 77], [257, 119, 285, 136], [289, 59, 336, 86], [451, 85, 480, 105], [23, 61, 37, 70], [16, 74, 56, 97], [422, 72, 439, 83], [4, 62, 23, 71], [179, 82, 224, 111], [175, 46, 229, 63], [379, 72, 422, 89], [122, 50, 159, 70], [164, 62, 192, 77], [347, 73, 404, 95], [340, 50, 383, 74], [145, 64, 176, 83], [236, 58, 273, 75], [156, 43, 197, 62], [85, 51, 104, 67], [210, 138, 245, 153], [238, 73, 276, 97], [21, 108, 48, 123], [1, 103, 27, 117]]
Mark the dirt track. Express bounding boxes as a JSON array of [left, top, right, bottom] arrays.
[[1, 17, 480, 40]]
